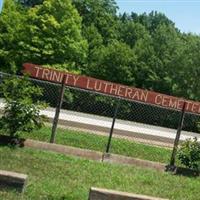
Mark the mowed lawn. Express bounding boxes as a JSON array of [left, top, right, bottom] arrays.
[[20, 126, 172, 164], [0, 146, 200, 200]]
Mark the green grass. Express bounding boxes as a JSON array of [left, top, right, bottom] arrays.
[[0, 146, 200, 200], [19, 126, 172, 164]]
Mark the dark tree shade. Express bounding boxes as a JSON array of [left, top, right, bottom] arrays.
[[18, 0, 43, 7]]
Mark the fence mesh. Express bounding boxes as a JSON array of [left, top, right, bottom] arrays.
[[0, 71, 200, 151]]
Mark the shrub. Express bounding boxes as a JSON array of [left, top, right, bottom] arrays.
[[177, 137, 200, 171], [0, 74, 47, 138]]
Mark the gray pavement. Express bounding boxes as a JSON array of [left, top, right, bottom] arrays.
[[1, 98, 200, 145]]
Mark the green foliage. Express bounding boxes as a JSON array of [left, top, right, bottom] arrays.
[[0, 74, 47, 137], [0, 0, 25, 72], [148, 24, 182, 94], [1, 0, 200, 102], [177, 137, 200, 171], [120, 21, 148, 48], [72, 0, 118, 43], [19, 0, 88, 70], [132, 11, 175, 33], [172, 34, 200, 100], [0, 0, 88, 72], [87, 40, 137, 85]]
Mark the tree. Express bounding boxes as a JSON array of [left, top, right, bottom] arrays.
[[72, 0, 119, 44], [0, 0, 88, 72], [18, 0, 88, 71], [120, 21, 149, 48], [149, 24, 183, 94], [131, 11, 176, 34], [0, 73, 46, 138], [173, 34, 200, 100], [87, 40, 137, 85], [0, 0, 25, 72], [118, 19, 156, 90]]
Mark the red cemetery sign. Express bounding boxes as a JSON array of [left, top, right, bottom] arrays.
[[23, 63, 200, 115]]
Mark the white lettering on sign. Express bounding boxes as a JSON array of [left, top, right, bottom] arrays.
[[23, 63, 200, 115]]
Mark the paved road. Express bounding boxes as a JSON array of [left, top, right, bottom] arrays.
[[1, 98, 199, 145]]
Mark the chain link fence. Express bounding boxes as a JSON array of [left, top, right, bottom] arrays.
[[0, 71, 200, 151], [35, 77, 200, 138]]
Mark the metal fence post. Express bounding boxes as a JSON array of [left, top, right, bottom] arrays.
[[105, 98, 121, 153], [50, 75, 66, 143], [169, 101, 186, 167]]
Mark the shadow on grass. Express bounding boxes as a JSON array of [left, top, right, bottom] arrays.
[[0, 183, 24, 193], [0, 185, 19, 192], [0, 134, 25, 148], [43, 195, 74, 200], [166, 165, 199, 178]]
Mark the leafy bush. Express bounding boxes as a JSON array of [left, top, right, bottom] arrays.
[[177, 137, 200, 171], [0, 74, 47, 138]]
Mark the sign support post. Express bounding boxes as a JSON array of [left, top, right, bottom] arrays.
[[169, 101, 186, 167], [50, 75, 66, 143], [105, 98, 121, 153]]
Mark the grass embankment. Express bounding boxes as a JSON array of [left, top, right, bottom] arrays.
[[0, 146, 200, 200], [20, 126, 171, 164]]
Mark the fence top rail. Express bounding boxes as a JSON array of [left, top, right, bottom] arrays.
[[22, 63, 200, 115], [0, 71, 189, 115]]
